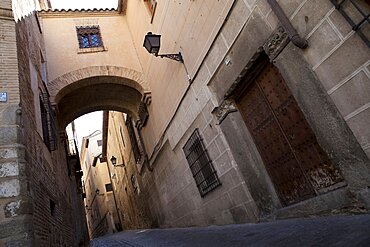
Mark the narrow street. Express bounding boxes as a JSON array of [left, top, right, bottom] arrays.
[[90, 214, 370, 247]]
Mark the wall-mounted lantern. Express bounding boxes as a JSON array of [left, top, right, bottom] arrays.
[[95, 188, 104, 196], [143, 32, 183, 62], [110, 155, 125, 168]]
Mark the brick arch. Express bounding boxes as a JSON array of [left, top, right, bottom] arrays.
[[48, 66, 150, 104]]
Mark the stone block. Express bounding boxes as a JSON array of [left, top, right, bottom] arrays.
[[0, 179, 20, 198], [230, 204, 251, 223], [330, 71, 370, 117], [221, 0, 251, 47], [329, 10, 352, 38], [315, 32, 370, 91], [3, 198, 32, 219], [276, 0, 305, 18], [304, 20, 341, 66], [0, 162, 19, 178], [347, 108, 370, 148], [214, 150, 232, 176], [266, 10, 279, 30], [204, 34, 228, 76], [0, 215, 32, 239], [209, 9, 272, 102], [0, 127, 19, 146], [228, 183, 253, 206], [0, 105, 19, 126], [365, 148, 370, 160], [291, 0, 333, 37]]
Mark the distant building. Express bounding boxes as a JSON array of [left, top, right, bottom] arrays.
[[79, 130, 121, 238]]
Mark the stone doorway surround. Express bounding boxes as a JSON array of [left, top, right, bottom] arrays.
[[211, 26, 370, 219]]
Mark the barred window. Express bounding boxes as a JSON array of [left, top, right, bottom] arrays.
[[183, 129, 221, 197], [331, 0, 370, 47], [126, 116, 142, 163], [76, 26, 103, 49], [39, 92, 57, 151]]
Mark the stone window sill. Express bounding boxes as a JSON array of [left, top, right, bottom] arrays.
[[77, 46, 107, 54]]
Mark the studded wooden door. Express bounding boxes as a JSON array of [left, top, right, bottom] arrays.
[[236, 63, 344, 206]]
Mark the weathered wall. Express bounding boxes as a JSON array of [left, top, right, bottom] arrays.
[[125, 0, 236, 157], [80, 133, 118, 238], [107, 111, 155, 230], [0, 0, 88, 245], [0, 0, 30, 245], [41, 11, 143, 83], [202, 0, 370, 217], [135, 0, 370, 224], [15, 11, 87, 246]]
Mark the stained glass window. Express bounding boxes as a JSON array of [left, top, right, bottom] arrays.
[[76, 26, 103, 49]]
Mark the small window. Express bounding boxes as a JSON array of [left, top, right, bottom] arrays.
[[50, 199, 56, 216], [39, 93, 57, 151], [183, 129, 221, 197], [97, 140, 103, 146], [105, 183, 113, 192], [119, 127, 126, 148], [76, 26, 103, 49], [331, 0, 370, 47]]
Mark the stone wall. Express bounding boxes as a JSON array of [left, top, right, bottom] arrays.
[[140, 0, 370, 225], [0, 0, 30, 245], [107, 111, 155, 230], [0, 1, 88, 245], [15, 11, 87, 246]]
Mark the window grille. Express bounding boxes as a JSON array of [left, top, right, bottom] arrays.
[[183, 129, 221, 197], [76, 26, 103, 49], [331, 0, 370, 47], [40, 92, 57, 151], [105, 183, 113, 192], [126, 116, 143, 163]]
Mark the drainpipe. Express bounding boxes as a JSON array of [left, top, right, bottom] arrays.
[[267, 0, 308, 49]]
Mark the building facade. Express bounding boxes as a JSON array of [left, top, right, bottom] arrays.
[[0, 0, 88, 246], [0, 0, 369, 245], [79, 130, 121, 238]]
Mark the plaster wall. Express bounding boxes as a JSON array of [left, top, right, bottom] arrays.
[[125, 0, 235, 157], [107, 111, 154, 229], [41, 12, 142, 83], [80, 133, 117, 238]]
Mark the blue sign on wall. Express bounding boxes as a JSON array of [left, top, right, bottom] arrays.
[[0, 92, 7, 102]]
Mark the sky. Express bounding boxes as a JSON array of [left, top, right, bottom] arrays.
[[66, 111, 103, 152], [50, 0, 118, 10]]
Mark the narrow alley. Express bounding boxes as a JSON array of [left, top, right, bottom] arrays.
[[90, 215, 370, 247]]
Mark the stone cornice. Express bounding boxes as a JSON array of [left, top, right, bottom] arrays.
[[0, 7, 14, 20]]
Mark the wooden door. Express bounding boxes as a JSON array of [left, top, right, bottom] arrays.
[[236, 63, 343, 205]]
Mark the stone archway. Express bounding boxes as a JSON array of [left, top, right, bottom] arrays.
[[48, 66, 151, 129], [48, 66, 150, 104]]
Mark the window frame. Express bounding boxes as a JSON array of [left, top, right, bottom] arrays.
[[76, 26, 103, 49], [183, 129, 221, 197]]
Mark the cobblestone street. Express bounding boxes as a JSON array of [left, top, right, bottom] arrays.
[[90, 214, 370, 247]]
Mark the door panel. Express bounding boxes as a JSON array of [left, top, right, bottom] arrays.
[[236, 63, 344, 205]]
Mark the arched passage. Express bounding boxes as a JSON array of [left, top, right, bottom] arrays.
[[48, 66, 151, 129]]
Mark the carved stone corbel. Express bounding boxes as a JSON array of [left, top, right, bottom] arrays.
[[212, 99, 238, 124], [142, 91, 152, 106], [263, 26, 289, 61]]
